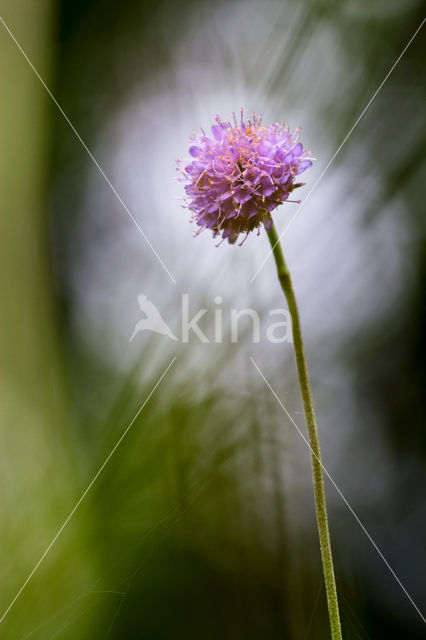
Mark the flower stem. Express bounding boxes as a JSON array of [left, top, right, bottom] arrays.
[[266, 222, 343, 640]]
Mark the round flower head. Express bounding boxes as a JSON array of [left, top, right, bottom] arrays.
[[177, 110, 313, 245]]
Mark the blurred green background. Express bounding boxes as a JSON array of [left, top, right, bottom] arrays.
[[0, 0, 425, 638]]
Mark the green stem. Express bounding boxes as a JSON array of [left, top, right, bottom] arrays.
[[266, 222, 342, 640]]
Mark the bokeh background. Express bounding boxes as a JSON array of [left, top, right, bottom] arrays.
[[0, 0, 425, 638]]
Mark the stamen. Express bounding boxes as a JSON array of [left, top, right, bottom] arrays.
[[238, 232, 250, 246]]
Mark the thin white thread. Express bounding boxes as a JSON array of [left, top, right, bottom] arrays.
[[0, 357, 176, 626], [0, 16, 176, 284], [250, 356, 426, 624], [250, 17, 426, 284], [303, 582, 323, 640]]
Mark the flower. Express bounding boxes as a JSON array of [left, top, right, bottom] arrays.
[[177, 110, 313, 244]]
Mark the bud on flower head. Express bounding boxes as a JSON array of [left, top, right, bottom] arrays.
[[178, 111, 313, 244]]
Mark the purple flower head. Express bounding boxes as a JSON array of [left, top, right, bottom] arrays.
[[177, 110, 313, 245]]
